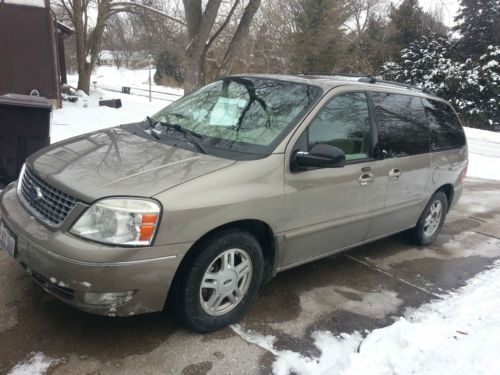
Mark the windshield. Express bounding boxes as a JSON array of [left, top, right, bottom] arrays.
[[152, 77, 322, 159]]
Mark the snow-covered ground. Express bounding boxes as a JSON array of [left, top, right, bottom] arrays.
[[67, 66, 183, 97], [464, 127, 500, 181], [233, 260, 500, 375], [51, 66, 181, 143], [51, 90, 167, 143]]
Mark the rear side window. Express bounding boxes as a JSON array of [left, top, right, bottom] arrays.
[[372, 93, 429, 158], [423, 99, 466, 151]]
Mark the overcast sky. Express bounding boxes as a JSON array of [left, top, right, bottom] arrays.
[[416, 0, 461, 26]]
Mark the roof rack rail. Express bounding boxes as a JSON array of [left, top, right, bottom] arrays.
[[358, 76, 434, 95], [298, 71, 368, 79], [297, 71, 435, 95]]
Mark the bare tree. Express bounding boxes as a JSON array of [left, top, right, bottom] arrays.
[[216, 0, 261, 76], [53, 0, 185, 94], [182, 0, 262, 93], [342, 0, 383, 72], [241, 0, 300, 73], [348, 0, 382, 38], [54, 0, 261, 94]]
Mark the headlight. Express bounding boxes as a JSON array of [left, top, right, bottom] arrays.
[[70, 198, 161, 246]]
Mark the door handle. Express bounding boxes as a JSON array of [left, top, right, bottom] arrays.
[[359, 172, 375, 186], [389, 168, 401, 181]]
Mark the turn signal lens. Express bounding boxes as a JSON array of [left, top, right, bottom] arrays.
[[139, 214, 159, 242]]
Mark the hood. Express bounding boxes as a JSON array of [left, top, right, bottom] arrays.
[[28, 126, 236, 202]]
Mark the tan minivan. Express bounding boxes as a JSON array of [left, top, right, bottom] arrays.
[[0, 74, 468, 331]]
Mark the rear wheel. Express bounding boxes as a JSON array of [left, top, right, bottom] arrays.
[[410, 191, 448, 246], [175, 229, 264, 332]]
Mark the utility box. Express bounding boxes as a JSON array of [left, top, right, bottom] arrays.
[[0, 94, 52, 186]]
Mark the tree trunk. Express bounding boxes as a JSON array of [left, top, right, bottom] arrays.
[[217, 0, 262, 77], [73, 0, 89, 93], [184, 52, 205, 94], [77, 63, 92, 94], [182, 0, 223, 93], [73, 0, 110, 94]]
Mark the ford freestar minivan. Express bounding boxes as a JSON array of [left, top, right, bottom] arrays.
[[0, 74, 468, 331]]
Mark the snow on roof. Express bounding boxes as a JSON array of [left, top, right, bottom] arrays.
[[99, 50, 150, 61], [4, 0, 45, 7], [56, 21, 74, 35], [99, 50, 115, 60]]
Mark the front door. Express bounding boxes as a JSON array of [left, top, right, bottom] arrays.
[[281, 91, 387, 268]]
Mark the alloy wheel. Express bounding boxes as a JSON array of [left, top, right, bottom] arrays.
[[199, 248, 253, 316]]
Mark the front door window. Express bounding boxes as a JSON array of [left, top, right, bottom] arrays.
[[307, 92, 371, 161]]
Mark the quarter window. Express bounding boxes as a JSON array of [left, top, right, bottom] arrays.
[[372, 93, 429, 158], [423, 99, 466, 151], [307, 92, 371, 161]]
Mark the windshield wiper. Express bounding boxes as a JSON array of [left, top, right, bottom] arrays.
[[157, 121, 207, 155], [145, 116, 155, 128], [143, 117, 161, 140]]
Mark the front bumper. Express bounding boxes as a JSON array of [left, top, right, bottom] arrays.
[[0, 183, 191, 316]]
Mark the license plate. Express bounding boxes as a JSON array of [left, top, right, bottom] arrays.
[[0, 220, 16, 258]]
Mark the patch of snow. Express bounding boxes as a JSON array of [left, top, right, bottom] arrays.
[[70, 66, 183, 96], [271, 287, 402, 336], [51, 67, 181, 143], [8, 352, 59, 375], [233, 261, 500, 375], [51, 95, 165, 143], [80, 281, 91, 288], [49, 277, 56, 284], [231, 325, 278, 354], [464, 127, 500, 181], [4, 0, 45, 7]]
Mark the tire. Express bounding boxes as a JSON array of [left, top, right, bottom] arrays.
[[410, 191, 448, 246], [174, 229, 264, 332]]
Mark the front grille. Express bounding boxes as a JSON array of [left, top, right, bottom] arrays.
[[19, 166, 79, 226]]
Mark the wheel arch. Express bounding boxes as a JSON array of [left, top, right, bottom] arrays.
[[165, 219, 278, 309], [436, 183, 454, 212]]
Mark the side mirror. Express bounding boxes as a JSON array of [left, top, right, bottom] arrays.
[[293, 144, 346, 170]]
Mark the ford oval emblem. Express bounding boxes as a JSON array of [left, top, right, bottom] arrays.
[[28, 185, 43, 201]]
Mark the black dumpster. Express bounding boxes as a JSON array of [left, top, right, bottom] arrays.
[[0, 94, 52, 187]]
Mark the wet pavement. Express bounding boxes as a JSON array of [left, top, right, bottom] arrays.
[[1, 178, 499, 375]]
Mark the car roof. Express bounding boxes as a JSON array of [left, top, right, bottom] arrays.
[[227, 73, 439, 100]]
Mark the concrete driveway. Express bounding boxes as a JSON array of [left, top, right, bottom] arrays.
[[1, 178, 499, 375]]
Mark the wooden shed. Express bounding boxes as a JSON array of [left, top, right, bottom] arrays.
[[0, 0, 72, 107]]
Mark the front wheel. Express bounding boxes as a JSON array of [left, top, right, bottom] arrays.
[[410, 191, 448, 246], [175, 229, 264, 332]]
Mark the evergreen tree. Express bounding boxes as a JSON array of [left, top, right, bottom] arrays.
[[381, 36, 500, 130], [358, 15, 393, 74], [387, 0, 424, 57], [291, 0, 351, 73], [381, 34, 452, 88], [467, 46, 500, 128], [453, 0, 500, 60]]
